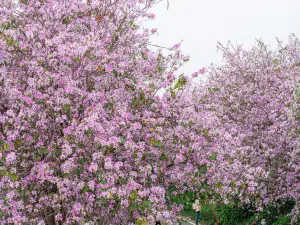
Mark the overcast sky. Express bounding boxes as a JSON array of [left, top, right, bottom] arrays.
[[144, 0, 300, 76]]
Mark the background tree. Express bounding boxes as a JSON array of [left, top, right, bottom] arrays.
[[194, 35, 300, 224]]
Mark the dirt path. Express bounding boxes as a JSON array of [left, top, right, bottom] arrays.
[[179, 216, 197, 225], [181, 222, 196, 225]]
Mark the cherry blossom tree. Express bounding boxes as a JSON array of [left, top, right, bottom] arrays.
[[195, 35, 300, 223], [0, 0, 200, 224]]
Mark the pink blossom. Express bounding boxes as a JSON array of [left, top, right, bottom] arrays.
[[6, 152, 16, 164]]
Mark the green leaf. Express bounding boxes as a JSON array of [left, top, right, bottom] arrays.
[[209, 152, 218, 161], [174, 75, 187, 89], [230, 181, 236, 188], [62, 173, 69, 178], [36, 100, 45, 105], [136, 219, 147, 225], [3, 143, 9, 151], [132, 152, 138, 159], [6, 38, 16, 47], [208, 87, 221, 93], [0, 23, 12, 31], [118, 176, 127, 185], [77, 142, 85, 148], [143, 200, 152, 208], [81, 185, 89, 193], [76, 166, 84, 175], [79, 157, 88, 165], [129, 190, 139, 200], [14, 139, 22, 148], [216, 183, 223, 189], [0, 170, 7, 176], [63, 103, 70, 111], [85, 128, 93, 136], [72, 57, 81, 63], [199, 164, 207, 174], [8, 173, 19, 181], [150, 139, 163, 147], [34, 134, 39, 141], [40, 148, 50, 155], [155, 140, 163, 147], [160, 152, 168, 161], [55, 149, 62, 156]]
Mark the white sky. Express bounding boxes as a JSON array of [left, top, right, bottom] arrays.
[[144, 0, 300, 76]]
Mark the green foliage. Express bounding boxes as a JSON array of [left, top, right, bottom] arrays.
[[75, 166, 84, 175], [8, 173, 19, 181], [63, 103, 71, 112], [150, 139, 163, 148], [131, 90, 152, 110], [195, 198, 296, 225], [14, 139, 22, 148], [200, 205, 217, 225], [55, 149, 62, 157], [208, 87, 221, 93], [272, 216, 292, 225], [129, 190, 139, 200], [5, 36, 19, 47], [168, 186, 195, 211], [78, 157, 88, 165], [85, 128, 93, 136], [209, 152, 218, 160], [174, 75, 187, 90], [196, 164, 207, 176], [216, 203, 255, 225], [81, 185, 89, 193], [0, 23, 12, 31]]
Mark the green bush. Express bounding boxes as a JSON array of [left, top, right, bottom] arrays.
[[200, 205, 216, 225], [216, 203, 255, 225], [272, 216, 292, 225]]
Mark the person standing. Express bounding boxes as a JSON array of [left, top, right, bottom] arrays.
[[192, 199, 201, 225]]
